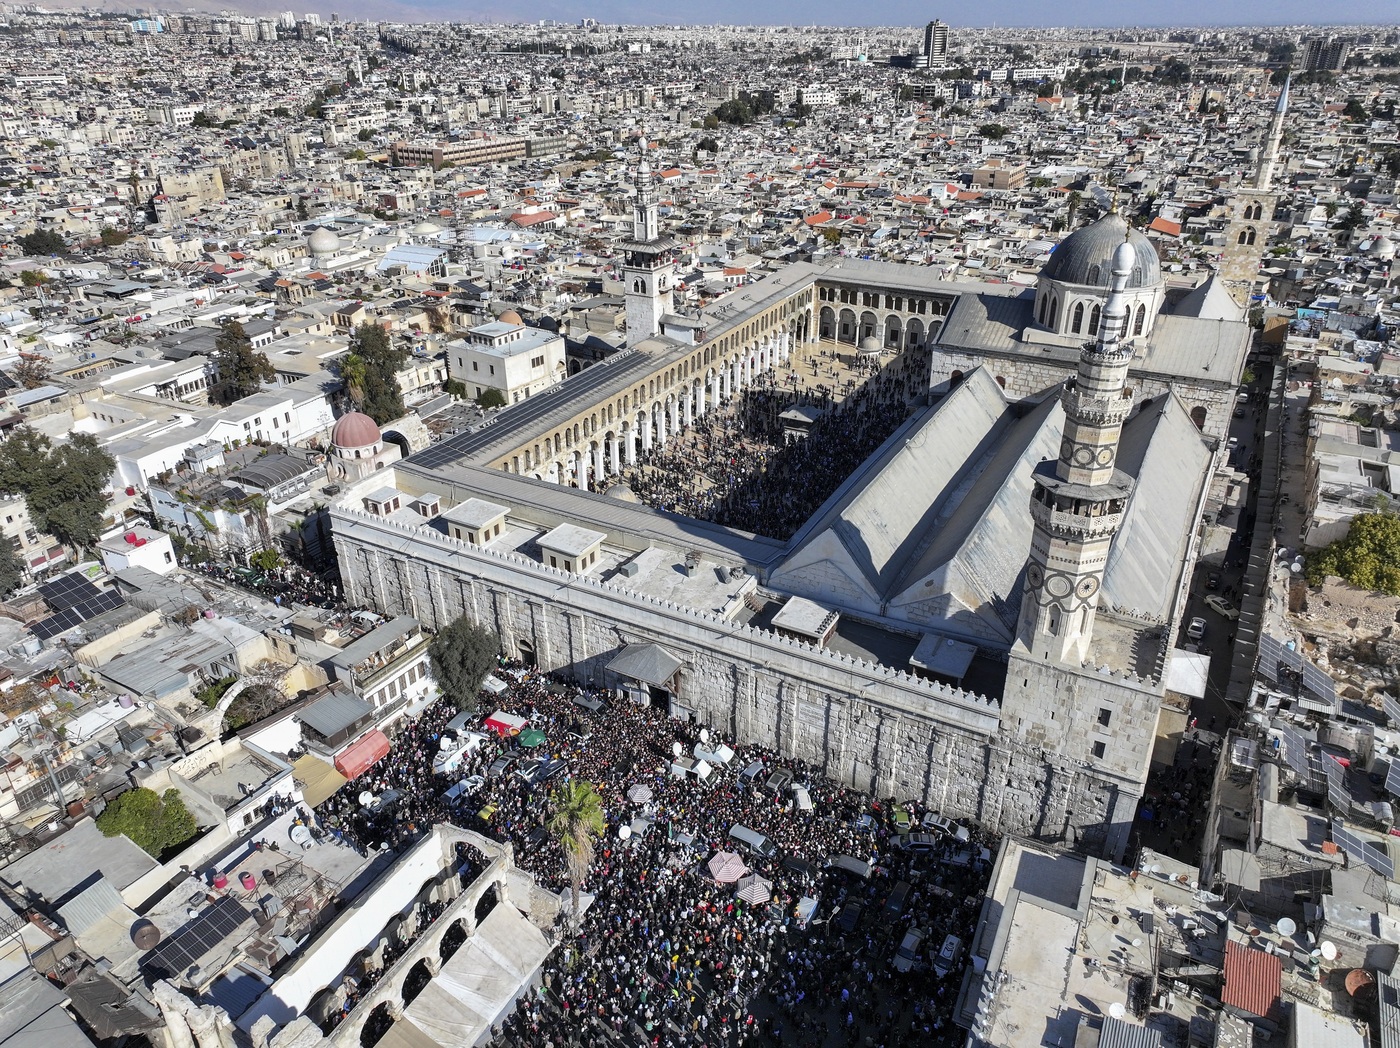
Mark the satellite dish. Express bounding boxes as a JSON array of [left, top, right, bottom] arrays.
[[1321, 941, 1338, 961], [359, 791, 374, 806], [1131, 938, 1143, 948], [1109, 1003, 1125, 1020], [1278, 917, 1297, 936], [1149, 865, 1162, 876], [699, 728, 710, 743], [617, 824, 632, 840], [671, 742, 683, 757]]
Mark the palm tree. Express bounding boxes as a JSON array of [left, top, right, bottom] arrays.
[[547, 780, 606, 937]]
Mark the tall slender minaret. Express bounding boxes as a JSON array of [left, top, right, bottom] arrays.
[[1016, 237, 1138, 665], [1253, 74, 1289, 191], [1219, 74, 1289, 307], [621, 139, 674, 341]]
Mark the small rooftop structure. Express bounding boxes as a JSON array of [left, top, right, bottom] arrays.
[[538, 523, 605, 573], [770, 595, 839, 646], [910, 632, 978, 682], [442, 497, 508, 545]]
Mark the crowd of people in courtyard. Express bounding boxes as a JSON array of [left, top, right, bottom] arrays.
[[617, 340, 934, 540], [311, 664, 994, 1048]]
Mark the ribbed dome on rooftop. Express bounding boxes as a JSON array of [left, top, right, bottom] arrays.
[[331, 411, 381, 450], [1041, 212, 1161, 290], [307, 226, 341, 256], [411, 220, 442, 236]]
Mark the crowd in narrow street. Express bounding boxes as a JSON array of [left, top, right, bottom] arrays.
[[312, 665, 994, 1048]]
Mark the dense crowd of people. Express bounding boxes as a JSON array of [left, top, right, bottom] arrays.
[[190, 559, 340, 609], [311, 663, 995, 1048], [618, 342, 933, 540]]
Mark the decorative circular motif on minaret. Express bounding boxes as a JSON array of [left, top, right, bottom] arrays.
[[1072, 445, 1096, 467], [1095, 448, 1115, 466], [1044, 572, 1073, 598], [1026, 564, 1044, 588], [1076, 576, 1100, 599], [1060, 439, 1074, 460]]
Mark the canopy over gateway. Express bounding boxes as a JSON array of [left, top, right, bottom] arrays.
[[607, 643, 683, 689]]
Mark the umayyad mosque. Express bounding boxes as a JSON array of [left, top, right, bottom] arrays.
[[330, 152, 1248, 861]]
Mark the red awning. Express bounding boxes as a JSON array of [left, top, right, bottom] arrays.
[[335, 730, 390, 781]]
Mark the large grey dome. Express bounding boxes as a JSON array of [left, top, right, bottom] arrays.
[[1041, 213, 1161, 290]]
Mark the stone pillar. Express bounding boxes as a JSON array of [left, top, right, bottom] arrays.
[[876, 320, 886, 347], [641, 414, 653, 453], [656, 408, 667, 447], [592, 442, 605, 481], [710, 371, 721, 409], [669, 398, 680, 436], [683, 388, 694, 428], [731, 358, 741, 393], [608, 435, 620, 475], [696, 379, 706, 418], [625, 426, 637, 466]]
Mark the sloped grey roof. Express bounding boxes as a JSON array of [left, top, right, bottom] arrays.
[[56, 876, 127, 934], [297, 692, 374, 738], [607, 643, 683, 688], [1100, 393, 1211, 622], [1175, 272, 1245, 323]]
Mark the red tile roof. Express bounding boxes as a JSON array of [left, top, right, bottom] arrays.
[[1148, 217, 1183, 237], [803, 211, 833, 226], [1222, 940, 1281, 1019]]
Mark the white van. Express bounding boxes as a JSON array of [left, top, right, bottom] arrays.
[[670, 756, 713, 783], [693, 740, 735, 765], [727, 823, 778, 859], [791, 784, 814, 811]]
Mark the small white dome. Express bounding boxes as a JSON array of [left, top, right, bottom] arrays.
[[308, 227, 341, 256], [411, 220, 442, 236]]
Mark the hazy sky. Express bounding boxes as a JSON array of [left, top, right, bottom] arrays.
[[384, 1, 1385, 26]]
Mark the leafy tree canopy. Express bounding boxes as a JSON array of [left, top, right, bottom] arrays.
[[210, 320, 275, 406], [476, 387, 506, 409], [341, 322, 406, 424], [1307, 512, 1400, 594], [0, 541, 23, 600], [96, 787, 199, 857], [16, 230, 65, 256], [978, 123, 1009, 140], [428, 616, 499, 712], [0, 427, 113, 553]]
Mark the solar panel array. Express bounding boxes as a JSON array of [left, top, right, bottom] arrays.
[[1386, 757, 1400, 799], [1385, 694, 1400, 728], [1326, 758, 1351, 813], [38, 573, 101, 611], [30, 589, 126, 641], [144, 896, 253, 980], [1301, 662, 1338, 710], [1230, 737, 1259, 771], [1277, 723, 1314, 780], [1332, 818, 1396, 881], [1257, 634, 1304, 686]]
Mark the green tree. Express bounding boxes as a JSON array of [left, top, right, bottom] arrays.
[[0, 428, 113, 555], [210, 321, 275, 406], [16, 230, 65, 256], [296, 199, 310, 221], [96, 787, 199, 857], [357, 127, 375, 141], [1307, 512, 1400, 594], [250, 548, 281, 572], [427, 616, 499, 712], [1336, 202, 1366, 231], [0, 541, 24, 599], [1341, 98, 1369, 122], [978, 123, 1009, 140], [11, 357, 50, 389], [341, 322, 406, 424], [548, 780, 606, 937], [476, 387, 506, 409], [99, 227, 129, 247], [19, 270, 47, 287], [696, 135, 719, 153]]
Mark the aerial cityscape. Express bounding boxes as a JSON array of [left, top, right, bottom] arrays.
[[0, 9, 1395, 1048]]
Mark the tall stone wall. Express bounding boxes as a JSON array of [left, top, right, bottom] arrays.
[[929, 351, 1237, 441], [331, 506, 1148, 858]]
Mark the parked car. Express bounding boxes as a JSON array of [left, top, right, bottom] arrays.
[[1205, 594, 1240, 620], [763, 768, 794, 795], [835, 901, 864, 934], [893, 927, 926, 973], [891, 809, 912, 833], [1206, 572, 1221, 590], [1187, 617, 1207, 641], [922, 813, 971, 842], [739, 760, 766, 785], [897, 831, 941, 854], [488, 754, 518, 777]]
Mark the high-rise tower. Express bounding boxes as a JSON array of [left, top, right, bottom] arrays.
[[1016, 236, 1138, 665], [922, 19, 949, 65], [621, 140, 675, 341], [1220, 75, 1288, 306]]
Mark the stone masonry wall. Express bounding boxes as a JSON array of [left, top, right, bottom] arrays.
[[331, 506, 1151, 858]]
